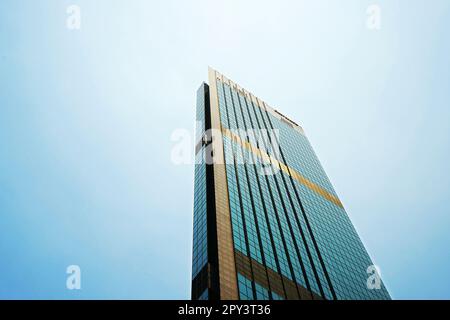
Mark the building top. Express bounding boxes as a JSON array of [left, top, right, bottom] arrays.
[[208, 67, 305, 135]]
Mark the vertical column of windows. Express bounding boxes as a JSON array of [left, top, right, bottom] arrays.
[[192, 86, 208, 281], [254, 166, 292, 281], [222, 83, 264, 266], [236, 92, 309, 298], [235, 93, 285, 276], [244, 94, 323, 297], [228, 85, 282, 298], [283, 171, 330, 297], [228, 85, 276, 269], [223, 136, 247, 255], [238, 94, 292, 279], [258, 103, 337, 300], [217, 80, 249, 258], [192, 149, 208, 278], [218, 79, 260, 299]]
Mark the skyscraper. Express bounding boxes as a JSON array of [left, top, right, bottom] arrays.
[[191, 67, 390, 300]]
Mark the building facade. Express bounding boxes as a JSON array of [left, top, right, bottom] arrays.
[[191, 68, 390, 300]]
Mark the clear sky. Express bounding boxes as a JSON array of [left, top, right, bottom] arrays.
[[0, 0, 449, 299]]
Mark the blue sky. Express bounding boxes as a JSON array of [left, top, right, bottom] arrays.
[[0, 0, 449, 299]]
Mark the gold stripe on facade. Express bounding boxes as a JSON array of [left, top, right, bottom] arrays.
[[221, 127, 344, 208]]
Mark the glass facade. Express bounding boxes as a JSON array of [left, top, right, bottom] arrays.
[[192, 85, 208, 280], [191, 69, 390, 300]]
